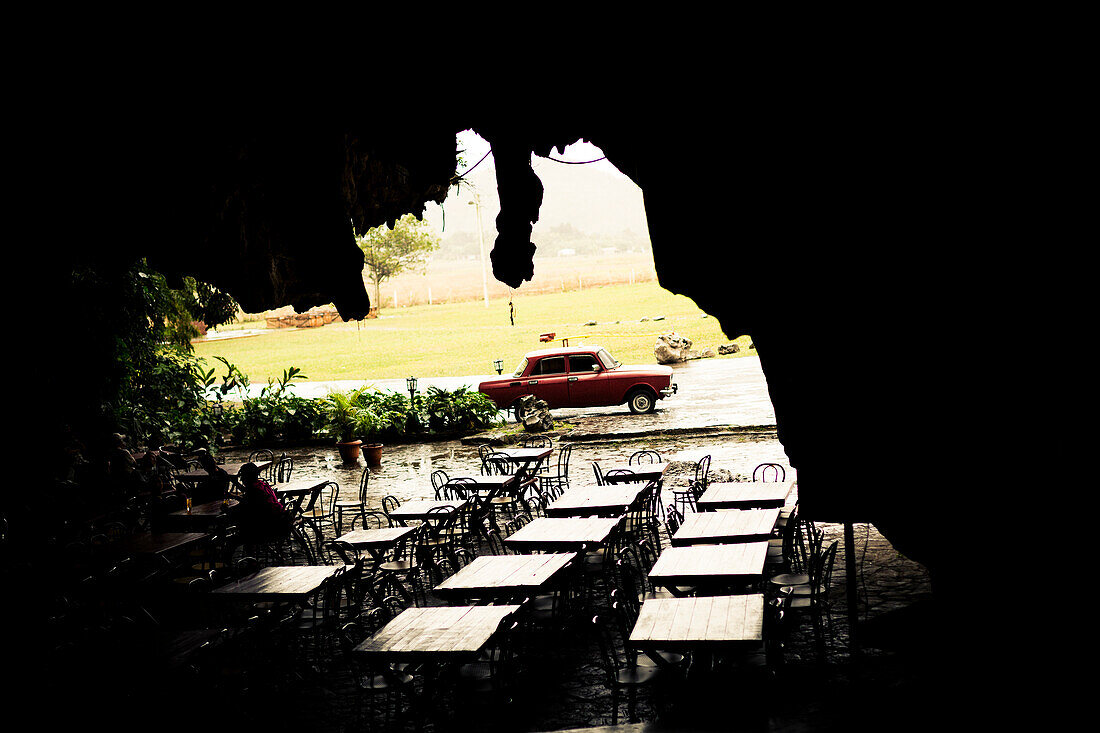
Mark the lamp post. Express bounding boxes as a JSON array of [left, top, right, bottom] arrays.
[[468, 192, 490, 308], [493, 358, 503, 375], [406, 376, 418, 401]]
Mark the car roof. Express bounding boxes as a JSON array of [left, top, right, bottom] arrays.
[[523, 345, 606, 358]]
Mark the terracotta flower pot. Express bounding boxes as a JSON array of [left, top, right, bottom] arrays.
[[336, 439, 362, 463], [365, 443, 383, 467]]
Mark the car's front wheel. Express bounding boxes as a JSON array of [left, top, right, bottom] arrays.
[[627, 388, 656, 414], [512, 398, 528, 423]]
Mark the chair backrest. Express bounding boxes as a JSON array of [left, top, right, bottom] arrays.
[[694, 455, 712, 487], [425, 505, 457, 535], [629, 449, 661, 465], [444, 477, 476, 501], [274, 455, 294, 483], [485, 452, 516, 475], [591, 614, 624, 676], [811, 540, 839, 600], [557, 443, 573, 476], [381, 495, 401, 517], [358, 464, 371, 499], [431, 470, 450, 498], [478, 444, 493, 471], [324, 481, 342, 514], [249, 448, 275, 463], [453, 547, 476, 567], [753, 463, 786, 482], [665, 504, 683, 543], [352, 510, 389, 531], [522, 435, 552, 449], [326, 539, 361, 565], [592, 462, 605, 485], [486, 529, 507, 555], [604, 469, 633, 481]]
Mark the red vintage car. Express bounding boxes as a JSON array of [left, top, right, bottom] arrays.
[[478, 345, 678, 419]]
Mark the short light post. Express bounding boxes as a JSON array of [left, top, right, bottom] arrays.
[[406, 375, 418, 401], [493, 358, 503, 375]]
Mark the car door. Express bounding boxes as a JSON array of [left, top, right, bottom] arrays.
[[567, 353, 611, 406], [525, 355, 570, 407]]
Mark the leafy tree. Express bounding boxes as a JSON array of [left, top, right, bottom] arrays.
[[355, 214, 441, 310]]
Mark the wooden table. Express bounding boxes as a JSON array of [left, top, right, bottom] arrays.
[[210, 565, 346, 602], [503, 517, 620, 553], [433, 553, 576, 602], [176, 461, 271, 484], [648, 542, 769, 594], [444, 475, 518, 494], [493, 447, 553, 478], [386, 499, 467, 525], [670, 509, 780, 546], [628, 594, 765, 653], [161, 499, 239, 530], [111, 531, 210, 557], [696, 481, 793, 511], [335, 526, 417, 561], [274, 478, 330, 497], [597, 461, 670, 484], [354, 604, 521, 662], [545, 484, 649, 518]]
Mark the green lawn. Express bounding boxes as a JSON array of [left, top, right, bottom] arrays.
[[193, 282, 750, 384]]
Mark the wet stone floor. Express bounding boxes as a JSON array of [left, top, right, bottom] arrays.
[[128, 430, 937, 733]]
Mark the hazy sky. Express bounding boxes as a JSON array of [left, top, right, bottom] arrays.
[[423, 129, 644, 238]]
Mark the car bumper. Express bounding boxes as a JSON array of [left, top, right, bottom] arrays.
[[661, 383, 678, 398]]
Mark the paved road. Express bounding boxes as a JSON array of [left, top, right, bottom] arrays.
[[275, 354, 776, 430]]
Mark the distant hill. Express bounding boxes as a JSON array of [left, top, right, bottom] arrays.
[[421, 152, 652, 260]]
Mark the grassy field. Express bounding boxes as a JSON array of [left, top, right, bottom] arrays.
[[194, 280, 750, 384]]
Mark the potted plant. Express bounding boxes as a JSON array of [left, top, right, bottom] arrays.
[[322, 391, 367, 463]]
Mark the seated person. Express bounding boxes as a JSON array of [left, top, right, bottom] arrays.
[[193, 449, 232, 503], [235, 462, 293, 546]]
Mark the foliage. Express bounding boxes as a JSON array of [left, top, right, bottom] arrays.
[[356, 213, 441, 310], [421, 385, 502, 433], [318, 383, 501, 443], [320, 389, 369, 443], [348, 387, 415, 440], [223, 367, 323, 446], [118, 345, 219, 450]]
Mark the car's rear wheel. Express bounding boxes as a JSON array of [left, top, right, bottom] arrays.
[[512, 398, 528, 423], [627, 388, 656, 414]]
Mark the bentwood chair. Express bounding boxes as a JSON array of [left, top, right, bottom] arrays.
[[334, 468, 372, 536], [339, 616, 419, 729], [273, 454, 294, 483], [540, 443, 573, 498], [522, 436, 553, 474], [671, 455, 711, 516], [431, 470, 450, 499], [753, 463, 786, 483], [300, 481, 340, 552], [377, 523, 432, 605], [782, 539, 839, 658], [592, 613, 663, 725], [629, 450, 662, 465], [381, 496, 402, 526], [249, 449, 276, 481], [609, 588, 688, 670], [484, 452, 517, 476], [670, 481, 699, 516]]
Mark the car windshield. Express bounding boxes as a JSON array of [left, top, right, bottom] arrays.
[[512, 358, 528, 377], [596, 348, 620, 370]]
